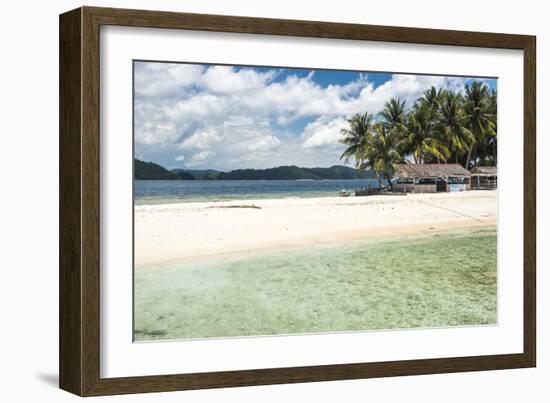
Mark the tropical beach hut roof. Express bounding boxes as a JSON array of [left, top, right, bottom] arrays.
[[470, 166, 497, 175], [394, 163, 471, 179]]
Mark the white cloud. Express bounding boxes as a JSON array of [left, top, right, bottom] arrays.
[[135, 121, 179, 145], [246, 135, 281, 151], [135, 63, 205, 97], [134, 61, 476, 169], [202, 66, 276, 94], [163, 94, 226, 121], [302, 116, 349, 149], [179, 128, 224, 150], [175, 155, 185, 162], [187, 151, 211, 166]]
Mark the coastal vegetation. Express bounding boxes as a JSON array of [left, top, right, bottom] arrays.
[[185, 169, 222, 180], [340, 81, 497, 188], [216, 165, 375, 180], [134, 159, 181, 180], [170, 168, 197, 180]]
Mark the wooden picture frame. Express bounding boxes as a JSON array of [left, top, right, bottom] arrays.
[[59, 6, 536, 396]]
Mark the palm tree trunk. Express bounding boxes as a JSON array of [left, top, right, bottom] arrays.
[[465, 145, 473, 169], [386, 173, 393, 190], [375, 172, 382, 189]]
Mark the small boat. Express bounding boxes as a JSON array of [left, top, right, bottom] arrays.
[[339, 189, 351, 197]]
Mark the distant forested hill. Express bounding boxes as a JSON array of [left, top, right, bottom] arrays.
[[134, 159, 180, 180], [135, 159, 376, 180], [307, 166, 375, 179], [170, 168, 197, 180], [218, 165, 376, 180], [186, 169, 222, 180], [219, 166, 318, 180]]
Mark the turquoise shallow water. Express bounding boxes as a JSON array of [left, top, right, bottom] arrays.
[[134, 227, 497, 341]]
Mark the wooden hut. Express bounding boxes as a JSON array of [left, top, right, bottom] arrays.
[[393, 163, 471, 193], [470, 166, 497, 189]]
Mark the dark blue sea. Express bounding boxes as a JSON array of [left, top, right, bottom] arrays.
[[134, 179, 380, 205]]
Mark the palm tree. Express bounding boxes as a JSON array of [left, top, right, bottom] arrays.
[[362, 123, 405, 189], [438, 90, 474, 166], [406, 103, 450, 164], [418, 86, 443, 110], [463, 81, 496, 168], [338, 84, 498, 190], [486, 89, 498, 165], [380, 98, 408, 155], [380, 98, 407, 129], [340, 113, 404, 189], [477, 90, 497, 166], [339, 112, 375, 165]]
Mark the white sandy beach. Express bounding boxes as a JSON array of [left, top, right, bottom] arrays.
[[134, 190, 497, 268]]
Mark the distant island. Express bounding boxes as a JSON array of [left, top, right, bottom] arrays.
[[134, 159, 376, 180], [134, 159, 194, 180]]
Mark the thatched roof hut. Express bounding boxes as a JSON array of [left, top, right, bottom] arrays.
[[393, 163, 471, 193], [470, 166, 497, 189], [394, 163, 471, 179], [470, 166, 497, 175]]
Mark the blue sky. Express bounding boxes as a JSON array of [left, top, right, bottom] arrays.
[[134, 61, 497, 171]]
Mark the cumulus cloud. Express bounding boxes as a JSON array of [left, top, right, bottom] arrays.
[[135, 120, 179, 145], [134, 61, 480, 169], [134, 63, 205, 97], [187, 151, 211, 166], [202, 66, 276, 94], [246, 135, 281, 151], [179, 128, 224, 150], [302, 116, 349, 149]]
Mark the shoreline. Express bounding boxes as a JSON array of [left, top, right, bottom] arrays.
[[134, 187, 380, 206], [135, 190, 497, 268], [138, 224, 496, 270]]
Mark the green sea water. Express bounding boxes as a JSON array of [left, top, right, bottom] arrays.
[[134, 227, 497, 341]]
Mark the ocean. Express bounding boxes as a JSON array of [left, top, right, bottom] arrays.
[[134, 179, 380, 205]]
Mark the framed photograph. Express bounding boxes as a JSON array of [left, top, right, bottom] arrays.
[[59, 6, 536, 396]]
